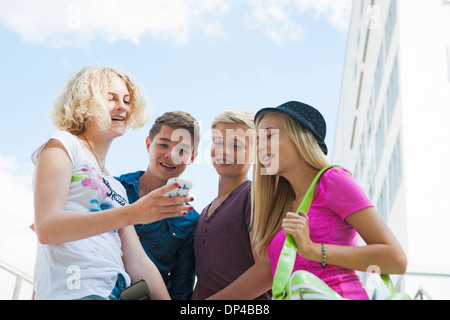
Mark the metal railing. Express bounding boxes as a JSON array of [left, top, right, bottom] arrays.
[[0, 259, 33, 300], [0, 258, 446, 300], [413, 287, 433, 300], [407, 268, 450, 300]]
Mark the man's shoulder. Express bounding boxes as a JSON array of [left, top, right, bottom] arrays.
[[115, 170, 145, 184]]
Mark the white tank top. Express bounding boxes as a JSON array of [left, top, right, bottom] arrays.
[[32, 131, 131, 300]]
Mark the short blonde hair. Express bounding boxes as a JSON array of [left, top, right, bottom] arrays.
[[211, 108, 255, 129], [49, 65, 149, 134]]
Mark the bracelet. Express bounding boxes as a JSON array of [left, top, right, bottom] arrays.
[[321, 243, 326, 268]]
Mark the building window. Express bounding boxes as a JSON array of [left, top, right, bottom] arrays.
[[374, 45, 384, 101], [366, 98, 374, 142], [377, 179, 389, 221], [356, 29, 361, 51], [388, 135, 403, 206], [375, 106, 386, 166], [356, 72, 364, 109], [374, 0, 398, 105], [368, 159, 375, 200], [384, 0, 397, 57], [350, 117, 358, 149], [386, 56, 399, 128], [358, 133, 366, 180]]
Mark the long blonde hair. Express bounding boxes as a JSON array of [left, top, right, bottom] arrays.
[[251, 110, 330, 258], [49, 65, 149, 135]]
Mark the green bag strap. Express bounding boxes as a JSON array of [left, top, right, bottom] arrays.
[[381, 274, 412, 299], [380, 274, 396, 294], [295, 165, 340, 215], [271, 165, 402, 299], [272, 165, 340, 300]]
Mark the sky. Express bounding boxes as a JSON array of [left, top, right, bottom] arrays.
[[0, 0, 351, 282]]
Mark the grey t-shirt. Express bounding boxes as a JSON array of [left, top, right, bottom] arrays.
[[194, 180, 270, 300]]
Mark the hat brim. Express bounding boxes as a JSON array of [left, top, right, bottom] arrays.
[[254, 107, 328, 155]]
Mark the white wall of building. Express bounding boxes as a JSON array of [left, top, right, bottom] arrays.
[[334, 0, 450, 299], [397, 0, 450, 269]]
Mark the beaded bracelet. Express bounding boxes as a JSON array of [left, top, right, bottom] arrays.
[[321, 243, 327, 268]]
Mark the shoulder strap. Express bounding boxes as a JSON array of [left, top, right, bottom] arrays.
[[380, 274, 395, 293], [295, 165, 341, 216], [272, 165, 340, 299], [272, 165, 407, 300]]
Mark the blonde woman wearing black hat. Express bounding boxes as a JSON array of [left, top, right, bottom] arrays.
[[251, 101, 407, 300]]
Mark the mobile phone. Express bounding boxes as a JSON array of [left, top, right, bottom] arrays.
[[119, 280, 152, 300], [163, 178, 193, 198]]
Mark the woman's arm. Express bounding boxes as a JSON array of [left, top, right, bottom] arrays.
[[34, 140, 192, 245], [119, 226, 171, 300], [341, 207, 407, 274], [283, 208, 407, 275]]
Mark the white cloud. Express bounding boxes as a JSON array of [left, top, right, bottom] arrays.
[[0, 0, 351, 47], [0, 156, 35, 276], [245, 0, 352, 45], [245, 0, 305, 45], [0, 0, 232, 47], [294, 0, 352, 31]]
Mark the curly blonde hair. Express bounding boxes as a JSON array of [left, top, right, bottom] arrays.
[[49, 66, 149, 134]]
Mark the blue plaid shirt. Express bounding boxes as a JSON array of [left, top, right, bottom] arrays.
[[116, 171, 199, 300]]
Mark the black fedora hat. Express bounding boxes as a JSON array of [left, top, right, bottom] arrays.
[[254, 101, 328, 155]]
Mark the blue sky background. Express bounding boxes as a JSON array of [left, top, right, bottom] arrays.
[[0, 0, 351, 276]]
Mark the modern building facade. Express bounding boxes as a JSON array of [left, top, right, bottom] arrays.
[[333, 0, 450, 299]]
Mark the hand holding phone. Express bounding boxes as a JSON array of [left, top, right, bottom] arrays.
[[163, 178, 193, 198], [129, 178, 194, 225]]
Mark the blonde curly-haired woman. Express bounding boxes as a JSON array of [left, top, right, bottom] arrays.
[[32, 66, 192, 300]]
